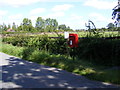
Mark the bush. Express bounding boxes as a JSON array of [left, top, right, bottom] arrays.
[[75, 38, 120, 66]]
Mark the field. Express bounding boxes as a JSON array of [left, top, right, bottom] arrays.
[[2, 31, 120, 38]]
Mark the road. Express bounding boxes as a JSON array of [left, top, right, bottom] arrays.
[[0, 52, 119, 89]]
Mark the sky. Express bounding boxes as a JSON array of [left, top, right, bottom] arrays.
[[0, 0, 117, 30]]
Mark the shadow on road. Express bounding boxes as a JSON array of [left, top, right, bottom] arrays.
[[1, 56, 119, 88]]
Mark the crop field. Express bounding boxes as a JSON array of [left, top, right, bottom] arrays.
[[2, 31, 120, 38]]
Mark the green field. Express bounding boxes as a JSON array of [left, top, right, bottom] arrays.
[[2, 31, 120, 38]]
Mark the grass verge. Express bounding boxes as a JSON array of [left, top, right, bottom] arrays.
[[0, 41, 120, 85]]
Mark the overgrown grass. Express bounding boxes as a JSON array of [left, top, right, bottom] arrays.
[[0, 41, 120, 85], [1, 42, 24, 58]]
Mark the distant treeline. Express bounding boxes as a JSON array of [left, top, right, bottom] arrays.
[[0, 17, 120, 33], [0, 17, 73, 32]]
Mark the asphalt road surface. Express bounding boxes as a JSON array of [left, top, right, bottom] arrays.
[[0, 52, 119, 89]]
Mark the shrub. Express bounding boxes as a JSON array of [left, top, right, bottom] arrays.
[[75, 38, 120, 66]]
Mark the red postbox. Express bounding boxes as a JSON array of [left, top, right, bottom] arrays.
[[68, 33, 78, 48]]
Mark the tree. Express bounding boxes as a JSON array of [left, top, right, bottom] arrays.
[[45, 18, 58, 32], [12, 22, 16, 30], [22, 18, 33, 31], [58, 24, 72, 31], [66, 26, 73, 31], [17, 23, 23, 31], [107, 23, 115, 29], [17, 26, 22, 31], [2, 23, 7, 31], [0, 24, 3, 33], [35, 17, 45, 31], [58, 24, 66, 30], [51, 19, 58, 30], [23, 18, 32, 25], [112, 0, 120, 27], [8, 24, 11, 29]]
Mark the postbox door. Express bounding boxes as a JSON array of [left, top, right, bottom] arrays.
[[69, 34, 75, 47], [68, 34, 78, 48]]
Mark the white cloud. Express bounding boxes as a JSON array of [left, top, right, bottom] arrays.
[[0, 10, 8, 16], [0, 0, 41, 7], [88, 12, 114, 28], [5, 14, 24, 25], [52, 4, 74, 12], [60, 14, 85, 29], [30, 16, 38, 21], [84, 0, 116, 9], [8, 14, 23, 20], [0, 10, 8, 24], [69, 14, 82, 21], [28, 12, 65, 26], [30, 8, 46, 15], [46, 12, 65, 19], [89, 13, 106, 22], [0, 0, 82, 7]]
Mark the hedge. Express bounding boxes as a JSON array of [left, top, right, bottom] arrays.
[[2, 35, 120, 66]]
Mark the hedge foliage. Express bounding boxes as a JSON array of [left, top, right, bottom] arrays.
[[2, 35, 120, 66], [76, 38, 120, 66], [3, 35, 67, 55]]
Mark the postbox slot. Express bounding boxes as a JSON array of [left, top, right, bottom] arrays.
[[69, 36, 74, 37]]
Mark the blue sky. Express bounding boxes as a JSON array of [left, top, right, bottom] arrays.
[[0, 0, 117, 30]]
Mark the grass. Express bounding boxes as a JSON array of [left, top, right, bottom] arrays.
[[85, 69, 120, 85], [1, 42, 24, 58], [0, 40, 120, 85]]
